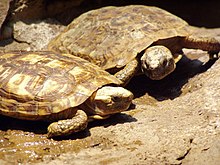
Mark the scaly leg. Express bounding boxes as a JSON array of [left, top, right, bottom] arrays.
[[114, 58, 139, 86], [182, 35, 220, 59], [47, 110, 88, 138]]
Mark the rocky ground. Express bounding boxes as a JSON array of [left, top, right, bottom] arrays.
[[0, 1, 220, 164]]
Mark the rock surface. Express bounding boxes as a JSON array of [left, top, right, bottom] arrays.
[[0, 0, 12, 40], [0, 1, 219, 164], [0, 19, 65, 52]]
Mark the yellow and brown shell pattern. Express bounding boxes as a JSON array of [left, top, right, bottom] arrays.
[[0, 51, 121, 120], [48, 5, 191, 70]]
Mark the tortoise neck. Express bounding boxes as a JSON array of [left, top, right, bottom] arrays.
[[79, 91, 97, 115]]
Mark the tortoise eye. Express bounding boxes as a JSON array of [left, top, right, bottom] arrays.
[[162, 59, 168, 67]]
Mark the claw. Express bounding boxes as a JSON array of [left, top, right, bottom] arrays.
[[208, 51, 220, 59]]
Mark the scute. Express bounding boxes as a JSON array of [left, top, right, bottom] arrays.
[[48, 5, 192, 70], [0, 51, 121, 118]]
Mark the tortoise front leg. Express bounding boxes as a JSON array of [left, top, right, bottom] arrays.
[[114, 58, 139, 86], [47, 110, 88, 138], [182, 35, 220, 59]]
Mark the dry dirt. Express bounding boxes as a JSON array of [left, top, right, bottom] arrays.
[[0, 1, 220, 165]]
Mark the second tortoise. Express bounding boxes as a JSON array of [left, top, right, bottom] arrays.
[[48, 5, 220, 85]]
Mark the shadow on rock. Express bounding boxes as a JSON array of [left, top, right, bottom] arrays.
[[0, 114, 91, 140], [0, 115, 49, 134], [127, 54, 218, 101], [88, 113, 137, 129], [52, 128, 91, 141], [0, 38, 13, 47], [0, 110, 136, 140], [53, 112, 137, 140]]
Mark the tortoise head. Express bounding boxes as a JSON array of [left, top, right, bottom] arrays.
[[141, 45, 177, 80], [86, 86, 133, 119]]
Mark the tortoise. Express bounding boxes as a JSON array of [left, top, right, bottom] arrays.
[[48, 5, 220, 86], [0, 51, 133, 137]]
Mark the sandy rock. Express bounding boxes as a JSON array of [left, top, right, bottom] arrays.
[[0, 19, 65, 52]]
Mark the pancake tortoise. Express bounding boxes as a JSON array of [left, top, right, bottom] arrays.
[[0, 51, 133, 137], [48, 5, 220, 85]]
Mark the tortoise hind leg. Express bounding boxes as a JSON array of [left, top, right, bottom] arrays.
[[182, 36, 220, 59], [114, 58, 139, 86], [47, 110, 88, 138]]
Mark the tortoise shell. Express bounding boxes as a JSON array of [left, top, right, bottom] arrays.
[[0, 51, 121, 120], [48, 5, 191, 70]]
